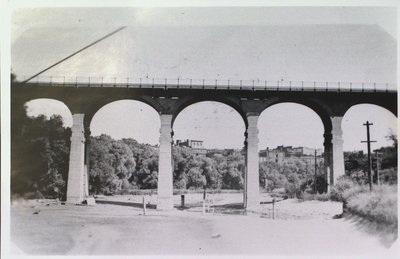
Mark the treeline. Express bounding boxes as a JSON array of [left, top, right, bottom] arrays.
[[344, 136, 397, 185], [260, 159, 327, 197], [11, 114, 71, 199], [88, 135, 246, 194], [11, 112, 397, 200]]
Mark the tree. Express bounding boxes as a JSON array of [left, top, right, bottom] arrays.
[[11, 113, 71, 199], [89, 135, 137, 194]]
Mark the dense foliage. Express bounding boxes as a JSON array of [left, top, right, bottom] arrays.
[[330, 177, 397, 228], [260, 159, 326, 197], [88, 135, 159, 194], [11, 94, 397, 200], [11, 113, 71, 199], [344, 133, 397, 185]]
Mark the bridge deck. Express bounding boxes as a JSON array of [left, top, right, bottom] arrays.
[[19, 77, 396, 93]]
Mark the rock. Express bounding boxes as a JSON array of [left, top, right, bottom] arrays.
[[211, 233, 221, 238], [33, 210, 40, 215], [85, 197, 96, 206]]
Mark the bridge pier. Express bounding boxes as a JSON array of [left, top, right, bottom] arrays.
[[66, 114, 88, 204], [157, 114, 174, 210], [244, 113, 261, 210], [324, 116, 345, 191], [331, 116, 345, 185]]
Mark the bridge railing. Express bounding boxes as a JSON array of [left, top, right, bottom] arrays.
[[21, 76, 396, 92]]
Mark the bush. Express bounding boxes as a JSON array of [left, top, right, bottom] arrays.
[[301, 192, 330, 201], [346, 185, 397, 227], [329, 176, 357, 202]]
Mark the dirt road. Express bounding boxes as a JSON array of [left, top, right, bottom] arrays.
[[10, 199, 399, 257]]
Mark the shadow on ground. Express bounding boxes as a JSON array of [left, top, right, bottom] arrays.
[[95, 199, 157, 209], [343, 212, 398, 248]]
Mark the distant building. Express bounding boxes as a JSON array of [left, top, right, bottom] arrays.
[[175, 139, 207, 156], [259, 145, 323, 164]]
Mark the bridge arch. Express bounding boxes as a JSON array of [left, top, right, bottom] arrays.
[[259, 97, 340, 190], [343, 102, 397, 118], [258, 102, 325, 149], [88, 99, 161, 144], [84, 97, 162, 130], [172, 96, 248, 128], [23, 98, 73, 127], [261, 97, 333, 133], [342, 103, 397, 152]]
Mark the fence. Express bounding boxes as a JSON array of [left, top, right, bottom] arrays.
[[21, 75, 397, 93]]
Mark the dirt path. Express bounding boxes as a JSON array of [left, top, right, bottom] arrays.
[[10, 199, 399, 256]]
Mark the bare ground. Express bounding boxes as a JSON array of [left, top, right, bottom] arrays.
[[10, 196, 399, 256]]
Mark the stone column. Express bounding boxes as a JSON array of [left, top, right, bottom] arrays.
[[323, 132, 333, 192], [66, 114, 86, 204], [83, 128, 91, 198], [245, 114, 260, 210], [157, 114, 174, 210], [331, 116, 345, 185]]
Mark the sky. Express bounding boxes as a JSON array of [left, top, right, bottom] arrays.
[[14, 7, 397, 151]]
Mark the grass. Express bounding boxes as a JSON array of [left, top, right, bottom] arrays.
[[346, 185, 397, 227], [330, 177, 397, 229], [300, 192, 330, 201]]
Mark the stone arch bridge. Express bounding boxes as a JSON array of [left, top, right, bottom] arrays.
[[11, 79, 397, 210]]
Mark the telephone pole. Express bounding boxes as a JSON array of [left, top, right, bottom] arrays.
[[361, 121, 376, 191], [314, 149, 317, 193], [375, 151, 381, 186]]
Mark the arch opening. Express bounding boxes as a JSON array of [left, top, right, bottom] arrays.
[[258, 102, 326, 195], [172, 101, 247, 207], [88, 100, 161, 196], [342, 104, 397, 186], [343, 104, 397, 152], [11, 98, 73, 199], [24, 98, 73, 127]]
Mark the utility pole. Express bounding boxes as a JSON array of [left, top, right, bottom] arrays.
[[305, 159, 309, 186], [314, 150, 317, 193], [361, 121, 377, 191], [375, 151, 381, 186]]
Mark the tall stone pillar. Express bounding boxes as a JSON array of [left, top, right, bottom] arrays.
[[323, 132, 333, 192], [83, 128, 91, 198], [157, 114, 174, 210], [331, 116, 345, 185], [66, 114, 86, 204], [245, 114, 260, 210]]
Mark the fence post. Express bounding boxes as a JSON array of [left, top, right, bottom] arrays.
[[181, 195, 185, 208], [272, 199, 275, 220], [143, 196, 147, 215]]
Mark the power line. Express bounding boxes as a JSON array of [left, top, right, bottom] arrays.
[[22, 26, 126, 83]]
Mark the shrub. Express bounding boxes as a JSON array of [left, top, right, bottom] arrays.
[[346, 185, 397, 227], [301, 192, 330, 201], [329, 176, 357, 202]]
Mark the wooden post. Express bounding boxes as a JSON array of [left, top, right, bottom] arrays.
[[272, 199, 276, 220], [181, 194, 185, 208], [142, 196, 147, 215], [361, 121, 376, 191]]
